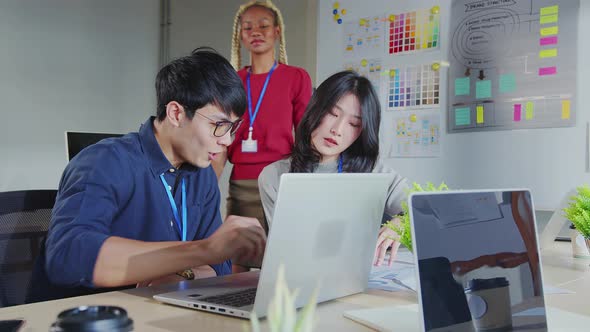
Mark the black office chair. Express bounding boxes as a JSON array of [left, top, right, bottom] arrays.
[[0, 190, 57, 307]]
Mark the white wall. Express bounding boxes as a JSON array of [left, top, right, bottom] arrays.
[[317, 0, 590, 210], [0, 0, 160, 192]]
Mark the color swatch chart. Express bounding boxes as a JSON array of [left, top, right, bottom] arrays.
[[391, 112, 440, 158], [388, 8, 440, 54], [387, 64, 440, 110]]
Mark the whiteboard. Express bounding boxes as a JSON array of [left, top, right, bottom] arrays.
[[448, 0, 579, 133]]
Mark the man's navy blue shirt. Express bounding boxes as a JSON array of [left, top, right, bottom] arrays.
[[28, 117, 231, 302]]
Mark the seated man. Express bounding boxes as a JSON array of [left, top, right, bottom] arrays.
[[27, 48, 266, 302]]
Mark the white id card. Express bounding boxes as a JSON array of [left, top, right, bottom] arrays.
[[242, 138, 258, 152]]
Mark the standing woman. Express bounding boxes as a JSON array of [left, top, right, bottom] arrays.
[[213, 1, 312, 238]]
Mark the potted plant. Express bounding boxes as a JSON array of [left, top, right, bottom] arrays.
[[247, 265, 318, 332], [563, 185, 590, 251], [384, 182, 449, 252]]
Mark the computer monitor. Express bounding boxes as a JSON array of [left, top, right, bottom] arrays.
[[65, 131, 123, 161]]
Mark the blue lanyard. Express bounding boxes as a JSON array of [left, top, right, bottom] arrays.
[[338, 155, 343, 173], [246, 61, 278, 128], [159, 174, 187, 241]]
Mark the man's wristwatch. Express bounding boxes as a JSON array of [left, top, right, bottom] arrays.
[[176, 269, 195, 280]]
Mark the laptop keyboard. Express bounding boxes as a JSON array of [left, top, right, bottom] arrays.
[[199, 288, 257, 307]]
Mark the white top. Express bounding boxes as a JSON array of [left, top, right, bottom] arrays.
[[258, 158, 410, 226]]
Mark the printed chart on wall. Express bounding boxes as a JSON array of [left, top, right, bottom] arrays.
[[387, 7, 441, 54], [390, 111, 441, 158], [387, 63, 441, 111], [448, 0, 578, 133]]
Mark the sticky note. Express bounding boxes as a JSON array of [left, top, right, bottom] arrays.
[[562, 100, 571, 119], [454, 77, 470, 96], [539, 66, 557, 76], [476, 80, 492, 99], [455, 107, 471, 126], [540, 36, 558, 46], [525, 102, 534, 120], [499, 74, 516, 93], [514, 104, 522, 122], [540, 5, 559, 16], [476, 105, 484, 124], [539, 49, 557, 58], [540, 26, 558, 36], [540, 14, 558, 24]]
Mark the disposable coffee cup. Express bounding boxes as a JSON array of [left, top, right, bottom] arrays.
[[49, 305, 133, 332], [464, 277, 512, 332]]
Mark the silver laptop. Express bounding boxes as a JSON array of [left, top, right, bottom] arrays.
[[409, 189, 548, 332], [154, 173, 393, 318]]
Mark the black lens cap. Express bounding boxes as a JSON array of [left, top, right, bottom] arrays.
[[50, 306, 133, 332]]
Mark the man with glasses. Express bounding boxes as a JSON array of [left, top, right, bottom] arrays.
[[27, 48, 267, 302]]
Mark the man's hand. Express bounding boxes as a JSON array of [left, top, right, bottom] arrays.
[[373, 221, 401, 266], [204, 215, 267, 265]]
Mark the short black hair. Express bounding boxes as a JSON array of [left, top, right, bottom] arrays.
[[290, 71, 381, 173], [155, 47, 246, 121]]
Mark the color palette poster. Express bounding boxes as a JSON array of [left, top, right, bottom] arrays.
[[387, 8, 440, 55], [343, 16, 384, 58], [387, 64, 440, 111], [390, 112, 440, 158], [344, 58, 383, 95]]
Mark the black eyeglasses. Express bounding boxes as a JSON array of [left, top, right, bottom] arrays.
[[195, 111, 243, 137]]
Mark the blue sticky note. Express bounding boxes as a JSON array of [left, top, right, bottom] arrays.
[[455, 107, 471, 126], [499, 74, 516, 93], [476, 80, 492, 99], [455, 77, 470, 96]]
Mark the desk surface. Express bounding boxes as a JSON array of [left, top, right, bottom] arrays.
[[1, 242, 588, 331]]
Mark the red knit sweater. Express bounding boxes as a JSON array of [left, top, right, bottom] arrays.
[[228, 64, 312, 180]]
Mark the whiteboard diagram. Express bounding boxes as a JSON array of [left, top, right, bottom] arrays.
[[448, 0, 578, 133]]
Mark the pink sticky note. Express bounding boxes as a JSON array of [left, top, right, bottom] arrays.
[[540, 36, 558, 46], [539, 66, 557, 76], [514, 104, 522, 122]]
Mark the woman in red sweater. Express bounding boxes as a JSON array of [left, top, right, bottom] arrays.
[[212, 1, 312, 271]]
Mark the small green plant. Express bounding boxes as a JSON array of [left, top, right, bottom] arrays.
[[247, 264, 318, 332], [563, 185, 590, 239], [385, 182, 449, 252]]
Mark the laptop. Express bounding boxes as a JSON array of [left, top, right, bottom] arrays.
[[154, 173, 393, 318], [409, 189, 548, 332]]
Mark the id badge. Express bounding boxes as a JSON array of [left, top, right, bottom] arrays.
[[242, 138, 258, 153]]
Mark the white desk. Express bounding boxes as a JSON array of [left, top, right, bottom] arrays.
[[0, 242, 588, 331]]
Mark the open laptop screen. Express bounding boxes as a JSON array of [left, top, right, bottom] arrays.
[[410, 190, 547, 332], [65, 131, 123, 161]]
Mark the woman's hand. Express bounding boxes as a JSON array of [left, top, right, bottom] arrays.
[[373, 219, 401, 266]]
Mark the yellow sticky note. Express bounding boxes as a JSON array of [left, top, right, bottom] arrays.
[[540, 26, 558, 36], [539, 48, 557, 58], [562, 100, 571, 119], [540, 14, 558, 24], [476, 105, 484, 124], [525, 102, 534, 120], [540, 5, 559, 16]]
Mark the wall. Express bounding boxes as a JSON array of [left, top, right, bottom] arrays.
[[317, 0, 589, 210], [0, 0, 160, 192]]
